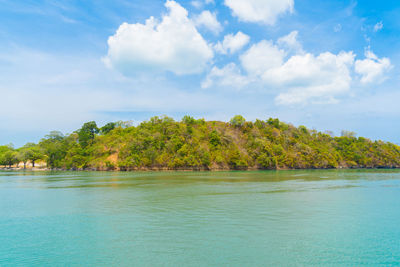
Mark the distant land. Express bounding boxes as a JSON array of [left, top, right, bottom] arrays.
[[1, 116, 400, 171]]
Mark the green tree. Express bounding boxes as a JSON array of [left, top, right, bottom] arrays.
[[209, 130, 221, 149], [230, 115, 246, 128], [182, 115, 195, 125], [77, 121, 99, 148], [0, 145, 16, 167], [29, 146, 44, 167], [100, 122, 116, 135], [39, 131, 66, 168], [2, 150, 19, 168], [19, 143, 44, 168], [18, 146, 31, 169], [267, 118, 280, 129]]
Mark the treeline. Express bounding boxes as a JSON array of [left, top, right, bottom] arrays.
[[1, 115, 400, 170]]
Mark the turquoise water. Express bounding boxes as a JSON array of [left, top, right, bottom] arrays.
[[1, 170, 400, 266]]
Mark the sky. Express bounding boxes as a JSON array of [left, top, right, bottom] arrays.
[[1, 0, 400, 147]]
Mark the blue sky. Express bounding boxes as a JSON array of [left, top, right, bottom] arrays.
[[0, 0, 399, 147]]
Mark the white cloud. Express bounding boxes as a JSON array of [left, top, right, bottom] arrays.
[[204, 31, 392, 105], [193, 10, 223, 35], [270, 52, 355, 105], [214, 31, 250, 54], [224, 0, 294, 24], [373, 21, 383, 32], [355, 49, 392, 84], [103, 0, 213, 75], [243, 42, 356, 105], [202, 63, 250, 89], [203, 26, 394, 105], [192, 0, 214, 7], [191, 1, 202, 9], [277, 30, 304, 54], [240, 40, 285, 76]]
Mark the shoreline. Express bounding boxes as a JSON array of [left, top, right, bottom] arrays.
[[1, 166, 399, 172]]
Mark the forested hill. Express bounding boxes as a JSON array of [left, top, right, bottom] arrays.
[[1, 115, 400, 170]]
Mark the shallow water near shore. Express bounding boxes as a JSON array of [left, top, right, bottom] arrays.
[[1, 169, 400, 266]]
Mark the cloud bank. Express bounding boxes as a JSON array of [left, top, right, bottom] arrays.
[[103, 0, 393, 107], [204, 31, 392, 105]]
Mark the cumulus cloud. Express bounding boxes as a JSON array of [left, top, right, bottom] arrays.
[[355, 49, 392, 84], [224, 0, 294, 24], [214, 31, 250, 54], [204, 30, 393, 105], [204, 40, 284, 90], [202, 63, 250, 89], [193, 10, 223, 35], [271, 52, 355, 104], [277, 30, 304, 54], [239, 38, 354, 104], [240, 40, 285, 76], [103, 0, 213, 75], [102, 0, 393, 107]]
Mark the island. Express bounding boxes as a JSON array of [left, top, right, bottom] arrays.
[[1, 115, 399, 171]]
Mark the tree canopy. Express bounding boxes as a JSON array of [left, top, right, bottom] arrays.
[[1, 115, 400, 171]]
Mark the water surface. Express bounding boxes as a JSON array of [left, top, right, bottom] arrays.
[[1, 169, 400, 266]]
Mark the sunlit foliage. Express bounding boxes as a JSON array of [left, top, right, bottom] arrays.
[[1, 116, 400, 170]]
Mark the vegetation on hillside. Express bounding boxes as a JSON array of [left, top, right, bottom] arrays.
[[1, 115, 400, 170]]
